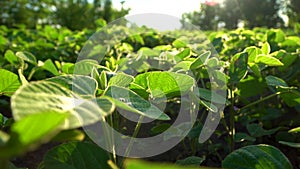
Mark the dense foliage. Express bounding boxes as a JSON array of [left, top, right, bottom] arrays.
[[0, 23, 300, 169], [0, 0, 129, 30], [182, 0, 299, 30]]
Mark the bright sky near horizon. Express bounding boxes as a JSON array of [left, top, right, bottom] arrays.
[[112, 0, 224, 18]]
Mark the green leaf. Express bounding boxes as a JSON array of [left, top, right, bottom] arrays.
[[234, 132, 256, 142], [44, 142, 110, 169], [279, 141, 300, 148], [280, 53, 298, 71], [108, 73, 134, 87], [229, 52, 248, 84], [4, 50, 18, 65], [125, 159, 213, 169], [40, 59, 59, 75], [16, 51, 37, 65], [11, 81, 112, 129], [172, 39, 187, 48], [248, 63, 261, 77], [46, 75, 98, 98], [261, 42, 271, 55], [237, 76, 267, 98], [0, 69, 21, 97], [265, 75, 288, 88], [190, 51, 211, 70], [132, 72, 195, 98], [72, 59, 109, 75], [51, 129, 85, 142], [104, 86, 170, 120], [175, 48, 191, 61], [0, 112, 68, 158], [256, 54, 284, 66], [247, 123, 281, 137], [222, 145, 292, 169], [172, 61, 192, 72], [176, 156, 205, 166], [198, 88, 227, 104], [150, 123, 171, 134], [61, 62, 74, 74], [279, 88, 300, 107], [199, 100, 218, 112], [244, 46, 262, 63], [289, 127, 300, 133]]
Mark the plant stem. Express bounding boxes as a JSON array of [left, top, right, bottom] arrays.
[[238, 91, 287, 112], [229, 85, 235, 152], [121, 116, 144, 166]]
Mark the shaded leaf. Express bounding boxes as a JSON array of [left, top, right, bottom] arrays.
[[222, 144, 292, 169]]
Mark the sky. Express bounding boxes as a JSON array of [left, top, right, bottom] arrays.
[[112, 0, 223, 19], [111, 0, 225, 30]]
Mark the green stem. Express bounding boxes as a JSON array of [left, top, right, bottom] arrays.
[[121, 116, 144, 166], [238, 91, 289, 112], [229, 85, 235, 152], [101, 117, 115, 163]]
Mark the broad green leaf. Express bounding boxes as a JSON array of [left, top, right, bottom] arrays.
[[222, 145, 292, 169], [72, 59, 109, 75], [244, 46, 262, 63], [46, 75, 98, 97], [16, 51, 37, 65], [0, 69, 21, 97], [108, 73, 134, 87], [237, 76, 267, 98], [175, 48, 191, 61], [265, 75, 288, 88], [229, 52, 248, 84], [40, 59, 59, 75], [289, 127, 300, 133], [44, 142, 110, 169], [234, 132, 256, 142], [261, 42, 271, 55], [279, 141, 300, 148], [51, 129, 85, 142], [138, 47, 160, 57], [279, 88, 300, 107], [172, 61, 192, 72], [150, 123, 171, 134], [125, 159, 214, 169], [11, 81, 112, 129], [206, 57, 219, 68], [248, 63, 261, 77], [172, 39, 187, 48], [4, 50, 18, 65], [0, 112, 67, 158], [153, 45, 172, 51], [256, 54, 284, 66], [132, 72, 195, 98], [91, 67, 101, 87], [104, 86, 170, 120], [279, 53, 297, 71], [61, 62, 74, 74], [190, 51, 211, 70], [198, 88, 227, 104], [247, 123, 281, 137], [176, 156, 205, 166]]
